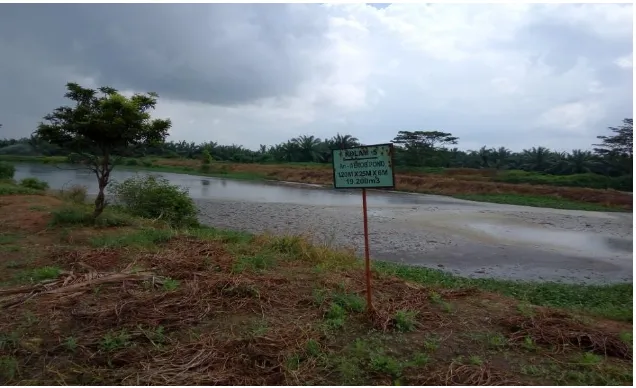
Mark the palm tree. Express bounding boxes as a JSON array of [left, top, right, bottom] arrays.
[[331, 133, 360, 149], [292, 135, 322, 162], [491, 147, 511, 170], [521, 147, 553, 172]]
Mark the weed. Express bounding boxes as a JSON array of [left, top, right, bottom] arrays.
[[90, 228, 174, 248], [99, 330, 131, 352], [19, 177, 49, 191], [64, 336, 78, 352], [305, 339, 321, 357], [486, 332, 508, 349], [0, 355, 18, 381], [334, 356, 363, 384], [333, 291, 365, 313], [376, 262, 634, 321], [325, 303, 347, 329], [247, 319, 269, 338], [139, 325, 166, 347], [50, 206, 92, 226], [619, 331, 632, 348], [408, 353, 429, 367], [162, 278, 180, 292], [312, 288, 328, 306], [4, 260, 21, 269], [58, 184, 88, 204], [0, 244, 19, 252], [393, 310, 418, 332], [22, 311, 38, 326], [468, 355, 484, 365], [517, 302, 535, 317], [370, 354, 403, 378], [522, 335, 537, 351], [429, 291, 453, 312], [576, 352, 603, 366], [0, 234, 18, 245], [16, 266, 61, 283], [0, 162, 15, 180], [0, 331, 19, 350], [422, 334, 440, 352], [285, 354, 302, 371], [231, 253, 277, 273]]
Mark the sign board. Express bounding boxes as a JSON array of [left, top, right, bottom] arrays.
[[332, 143, 395, 189]]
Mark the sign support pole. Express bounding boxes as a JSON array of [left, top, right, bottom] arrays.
[[332, 143, 395, 316], [362, 188, 373, 313]]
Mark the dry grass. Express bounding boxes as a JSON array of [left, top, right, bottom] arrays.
[[0, 195, 632, 385]]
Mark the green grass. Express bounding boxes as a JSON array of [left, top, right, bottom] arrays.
[[118, 162, 267, 181], [0, 155, 66, 164], [0, 181, 43, 196], [50, 206, 135, 227], [453, 193, 626, 212], [12, 266, 62, 284], [89, 228, 175, 248], [375, 261, 633, 322]]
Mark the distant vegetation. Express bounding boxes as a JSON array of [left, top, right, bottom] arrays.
[[0, 82, 632, 193]]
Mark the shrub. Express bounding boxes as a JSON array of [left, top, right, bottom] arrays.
[[59, 185, 88, 204], [0, 162, 15, 180], [125, 158, 140, 166], [108, 174, 198, 227], [19, 177, 49, 191]]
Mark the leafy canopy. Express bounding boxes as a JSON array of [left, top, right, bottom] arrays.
[[36, 82, 171, 161]]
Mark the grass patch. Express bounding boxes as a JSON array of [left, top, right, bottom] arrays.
[[89, 228, 174, 248], [231, 253, 277, 273], [453, 193, 624, 212], [0, 181, 43, 195], [50, 205, 135, 227], [375, 262, 633, 321], [13, 266, 61, 284]]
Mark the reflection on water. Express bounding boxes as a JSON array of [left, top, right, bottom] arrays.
[[12, 162, 458, 207], [466, 221, 631, 255]]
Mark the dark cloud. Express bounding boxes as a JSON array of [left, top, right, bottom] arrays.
[[0, 4, 329, 106]]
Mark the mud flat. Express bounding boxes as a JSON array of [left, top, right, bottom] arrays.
[[195, 192, 633, 285]]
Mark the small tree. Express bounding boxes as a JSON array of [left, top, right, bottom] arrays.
[[35, 82, 171, 219], [201, 147, 213, 172]]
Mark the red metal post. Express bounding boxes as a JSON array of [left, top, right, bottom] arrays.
[[362, 188, 373, 313]]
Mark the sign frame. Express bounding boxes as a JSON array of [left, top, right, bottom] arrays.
[[331, 143, 396, 190]]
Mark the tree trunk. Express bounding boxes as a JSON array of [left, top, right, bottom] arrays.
[[92, 157, 111, 220]]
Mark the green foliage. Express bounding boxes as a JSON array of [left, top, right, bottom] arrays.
[[90, 228, 174, 248], [35, 82, 172, 218], [393, 310, 418, 332], [108, 174, 198, 227], [50, 206, 134, 227], [58, 184, 88, 204], [18, 177, 49, 191], [0, 162, 15, 179], [0, 181, 42, 196]]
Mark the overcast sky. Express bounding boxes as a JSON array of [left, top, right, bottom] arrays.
[[0, 3, 632, 151]]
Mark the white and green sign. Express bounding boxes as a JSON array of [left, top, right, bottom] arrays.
[[332, 144, 396, 189]]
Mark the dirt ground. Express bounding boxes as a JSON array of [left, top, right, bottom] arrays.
[[0, 195, 632, 385]]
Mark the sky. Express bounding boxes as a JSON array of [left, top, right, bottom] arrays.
[[0, 3, 632, 152]]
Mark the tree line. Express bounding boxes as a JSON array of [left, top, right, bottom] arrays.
[[2, 121, 632, 178]]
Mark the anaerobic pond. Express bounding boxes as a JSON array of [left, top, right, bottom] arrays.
[[12, 162, 633, 284]]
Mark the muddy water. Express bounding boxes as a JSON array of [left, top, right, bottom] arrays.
[[13, 162, 634, 284]]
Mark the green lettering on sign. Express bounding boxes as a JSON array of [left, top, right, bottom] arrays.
[[332, 143, 396, 189]]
